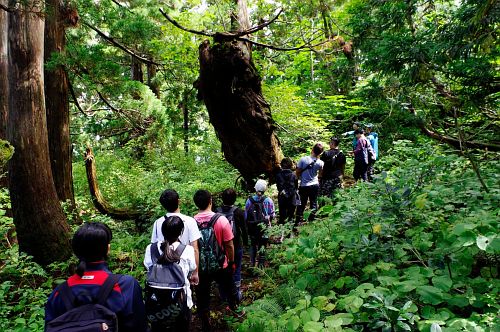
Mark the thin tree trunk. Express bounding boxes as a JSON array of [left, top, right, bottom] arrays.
[[181, 92, 189, 155], [0, 0, 8, 188], [131, 56, 143, 82], [147, 63, 160, 98], [196, 0, 283, 181], [44, 0, 77, 210], [7, 1, 72, 265]]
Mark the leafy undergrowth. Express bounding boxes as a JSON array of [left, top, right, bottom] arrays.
[[236, 141, 499, 332]]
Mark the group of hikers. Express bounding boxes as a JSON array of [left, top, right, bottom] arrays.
[[44, 122, 379, 332]]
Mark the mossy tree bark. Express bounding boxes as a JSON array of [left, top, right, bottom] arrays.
[[44, 0, 78, 211], [195, 0, 283, 182], [0, 0, 8, 188], [7, 0, 72, 265]]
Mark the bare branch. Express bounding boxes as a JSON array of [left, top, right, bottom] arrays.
[[68, 79, 89, 117], [159, 8, 214, 37], [82, 21, 161, 66], [233, 8, 283, 36], [236, 36, 329, 52]]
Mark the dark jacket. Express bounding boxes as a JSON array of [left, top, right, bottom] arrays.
[[45, 262, 148, 332], [217, 205, 249, 249], [320, 149, 346, 180], [276, 169, 298, 195]]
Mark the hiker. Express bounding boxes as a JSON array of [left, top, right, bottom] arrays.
[[342, 121, 362, 150], [245, 179, 275, 268], [296, 143, 324, 224], [45, 222, 147, 332], [365, 124, 379, 180], [276, 157, 299, 224], [352, 129, 370, 182], [319, 137, 346, 198], [151, 189, 201, 286], [193, 189, 239, 331], [144, 216, 196, 331], [216, 188, 248, 303]]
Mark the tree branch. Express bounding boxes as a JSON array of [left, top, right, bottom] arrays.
[[233, 8, 283, 36], [235, 36, 329, 52], [420, 124, 500, 151], [82, 21, 161, 66], [68, 79, 89, 117], [0, 3, 14, 12], [159, 8, 214, 37]]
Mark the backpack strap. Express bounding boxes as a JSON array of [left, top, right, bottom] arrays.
[[57, 281, 76, 311], [150, 242, 161, 264], [96, 274, 121, 306], [208, 213, 222, 228], [175, 243, 186, 256]]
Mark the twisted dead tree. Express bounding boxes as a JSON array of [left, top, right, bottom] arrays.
[[84, 147, 141, 220], [160, 3, 328, 182]]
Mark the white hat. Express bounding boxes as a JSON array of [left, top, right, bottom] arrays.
[[254, 179, 268, 193]]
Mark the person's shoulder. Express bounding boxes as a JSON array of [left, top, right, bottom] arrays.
[[317, 158, 325, 166], [116, 273, 140, 287], [153, 215, 165, 224]]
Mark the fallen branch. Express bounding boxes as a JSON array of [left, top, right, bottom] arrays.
[[420, 125, 500, 151], [84, 147, 141, 220]]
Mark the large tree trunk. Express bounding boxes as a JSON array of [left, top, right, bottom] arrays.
[[44, 0, 77, 208], [196, 0, 282, 181], [0, 0, 8, 187], [7, 0, 72, 265]]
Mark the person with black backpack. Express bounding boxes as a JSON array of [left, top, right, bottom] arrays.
[[192, 189, 239, 331], [216, 188, 248, 303], [143, 215, 196, 331], [276, 158, 299, 225], [245, 179, 275, 268], [319, 137, 346, 198], [45, 222, 147, 332]]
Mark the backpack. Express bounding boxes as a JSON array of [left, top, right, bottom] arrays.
[[216, 206, 238, 239], [45, 274, 121, 332], [145, 243, 188, 329], [367, 141, 376, 163], [196, 213, 226, 275], [246, 196, 268, 235], [277, 171, 296, 199]]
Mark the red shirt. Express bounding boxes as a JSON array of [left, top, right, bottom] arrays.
[[194, 212, 234, 268]]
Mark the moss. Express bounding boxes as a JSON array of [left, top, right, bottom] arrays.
[[0, 140, 14, 168]]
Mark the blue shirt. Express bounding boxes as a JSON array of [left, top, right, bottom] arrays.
[[297, 156, 324, 187], [367, 132, 379, 159], [244, 195, 275, 220]]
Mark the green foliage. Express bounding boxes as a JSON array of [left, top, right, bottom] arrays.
[[0, 140, 14, 169], [238, 141, 500, 331]]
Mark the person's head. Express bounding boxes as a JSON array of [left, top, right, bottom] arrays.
[[159, 216, 185, 263], [221, 188, 237, 206], [365, 123, 373, 134], [159, 189, 179, 213], [193, 189, 212, 211], [280, 157, 293, 170], [162, 216, 184, 244], [312, 143, 324, 157], [353, 122, 361, 130], [254, 179, 268, 195], [354, 128, 364, 138], [329, 137, 340, 149], [72, 222, 112, 277]]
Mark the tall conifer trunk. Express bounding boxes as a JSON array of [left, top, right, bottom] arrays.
[[44, 0, 77, 208], [7, 0, 72, 265], [0, 0, 9, 187], [196, 0, 282, 181]]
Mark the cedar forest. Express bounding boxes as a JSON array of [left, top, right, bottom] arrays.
[[0, 0, 499, 331]]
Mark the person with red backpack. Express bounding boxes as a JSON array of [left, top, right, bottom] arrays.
[[193, 189, 239, 331], [245, 179, 275, 268], [216, 188, 248, 302], [45, 222, 147, 332]]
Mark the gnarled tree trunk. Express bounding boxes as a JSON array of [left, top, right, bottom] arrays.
[[44, 0, 78, 209], [84, 147, 141, 220], [7, 0, 72, 265], [195, 0, 282, 181]]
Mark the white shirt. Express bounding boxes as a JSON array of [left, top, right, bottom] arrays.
[[151, 212, 202, 245], [143, 241, 197, 308]]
